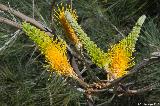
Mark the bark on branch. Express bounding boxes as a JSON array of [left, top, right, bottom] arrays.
[[0, 17, 21, 28], [105, 56, 160, 89], [0, 3, 47, 31]]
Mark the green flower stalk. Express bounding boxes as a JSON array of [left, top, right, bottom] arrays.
[[65, 11, 109, 68], [107, 15, 146, 78]]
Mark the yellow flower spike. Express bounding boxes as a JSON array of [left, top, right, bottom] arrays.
[[45, 42, 74, 76], [108, 44, 132, 78], [53, 3, 81, 48], [22, 22, 77, 77], [107, 15, 146, 79]]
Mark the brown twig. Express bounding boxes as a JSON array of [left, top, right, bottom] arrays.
[[72, 75, 89, 88], [87, 81, 159, 96], [0, 3, 47, 31], [71, 56, 83, 80], [84, 93, 95, 106], [117, 82, 159, 96], [130, 57, 160, 73], [85, 56, 160, 94], [0, 17, 21, 28], [103, 56, 160, 89]]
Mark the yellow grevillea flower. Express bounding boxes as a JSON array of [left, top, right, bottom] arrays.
[[108, 44, 133, 78], [108, 15, 146, 78], [22, 22, 77, 77], [53, 3, 81, 48]]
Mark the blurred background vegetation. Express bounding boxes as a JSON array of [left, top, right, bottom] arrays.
[[0, 0, 160, 106]]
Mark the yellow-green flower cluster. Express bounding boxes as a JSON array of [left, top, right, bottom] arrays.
[[22, 22, 77, 77], [65, 11, 110, 68], [107, 15, 146, 78], [53, 3, 81, 48]]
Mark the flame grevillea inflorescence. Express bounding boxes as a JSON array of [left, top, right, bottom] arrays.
[[22, 22, 77, 77], [107, 15, 146, 78], [53, 3, 82, 48], [64, 11, 110, 68], [65, 11, 146, 79]]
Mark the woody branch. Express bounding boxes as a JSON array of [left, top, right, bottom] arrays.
[[0, 3, 160, 96]]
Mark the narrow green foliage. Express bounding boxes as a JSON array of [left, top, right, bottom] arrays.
[[141, 18, 160, 52]]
